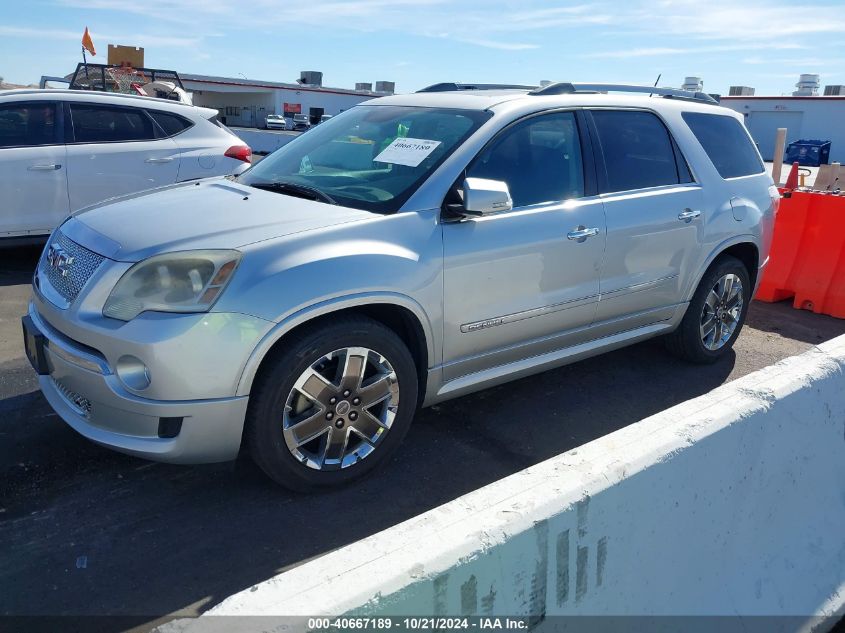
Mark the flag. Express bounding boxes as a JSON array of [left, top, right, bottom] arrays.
[[82, 27, 96, 56]]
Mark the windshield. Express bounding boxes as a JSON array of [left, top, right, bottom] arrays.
[[239, 105, 490, 213]]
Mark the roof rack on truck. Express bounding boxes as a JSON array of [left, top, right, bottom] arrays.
[[59, 63, 191, 103], [66, 63, 185, 92]]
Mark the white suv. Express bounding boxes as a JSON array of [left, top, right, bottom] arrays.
[[0, 89, 252, 241]]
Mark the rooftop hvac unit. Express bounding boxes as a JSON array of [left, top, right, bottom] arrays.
[[793, 73, 819, 96], [682, 76, 703, 92], [299, 71, 323, 86], [729, 86, 755, 96], [824, 85, 845, 95], [355, 82, 373, 92], [375, 81, 395, 94]]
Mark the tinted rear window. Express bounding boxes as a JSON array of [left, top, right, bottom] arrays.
[[0, 102, 58, 148], [208, 115, 235, 136], [148, 110, 193, 137], [70, 104, 156, 143], [591, 110, 680, 193], [682, 112, 764, 179]]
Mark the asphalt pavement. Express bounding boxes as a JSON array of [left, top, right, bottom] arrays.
[[2, 243, 844, 628]]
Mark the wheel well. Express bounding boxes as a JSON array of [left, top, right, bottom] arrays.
[[252, 304, 429, 404], [720, 242, 759, 288]]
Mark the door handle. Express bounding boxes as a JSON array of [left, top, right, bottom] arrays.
[[145, 157, 175, 164], [28, 164, 61, 171], [567, 226, 600, 242], [678, 208, 701, 222]]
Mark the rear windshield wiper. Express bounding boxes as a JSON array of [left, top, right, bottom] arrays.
[[248, 181, 337, 205]]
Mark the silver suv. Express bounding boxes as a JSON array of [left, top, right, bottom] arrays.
[[23, 83, 778, 490]]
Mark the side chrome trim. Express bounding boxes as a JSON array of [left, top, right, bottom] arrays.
[[46, 342, 106, 375], [599, 273, 679, 298], [28, 305, 110, 375], [436, 321, 676, 404], [460, 294, 598, 333]]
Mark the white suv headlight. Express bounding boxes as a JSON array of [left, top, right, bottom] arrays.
[[103, 250, 241, 321]]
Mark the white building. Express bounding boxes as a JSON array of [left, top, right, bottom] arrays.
[[718, 75, 845, 162], [181, 71, 394, 128]]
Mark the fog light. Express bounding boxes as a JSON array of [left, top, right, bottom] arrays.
[[116, 355, 151, 390]]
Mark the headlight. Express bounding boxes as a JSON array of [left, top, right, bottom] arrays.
[[103, 250, 241, 321]]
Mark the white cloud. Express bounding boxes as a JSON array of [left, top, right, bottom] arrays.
[[742, 56, 843, 68], [585, 42, 806, 59], [0, 25, 200, 49], [611, 0, 845, 42], [452, 37, 540, 51]]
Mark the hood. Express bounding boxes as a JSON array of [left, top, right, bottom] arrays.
[[66, 178, 374, 261]]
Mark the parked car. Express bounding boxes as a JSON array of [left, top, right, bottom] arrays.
[[265, 114, 287, 130], [319, 114, 333, 124], [0, 89, 251, 240], [23, 83, 777, 490], [292, 113, 310, 131]]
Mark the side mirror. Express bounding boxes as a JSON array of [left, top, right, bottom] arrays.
[[461, 177, 513, 216]]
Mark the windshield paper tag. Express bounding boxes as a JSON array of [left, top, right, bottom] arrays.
[[374, 138, 441, 167]]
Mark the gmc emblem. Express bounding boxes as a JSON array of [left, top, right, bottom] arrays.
[[47, 244, 75, 278]]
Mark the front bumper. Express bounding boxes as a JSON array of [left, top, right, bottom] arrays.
[[27, 303, 261, 464]]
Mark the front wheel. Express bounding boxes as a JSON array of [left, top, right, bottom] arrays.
[[245, 315, 418, 491], [665, 255, 751, 364]]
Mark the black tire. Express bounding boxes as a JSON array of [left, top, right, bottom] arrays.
[[245, 315, 418, 491], [664, 255, 751, 364]]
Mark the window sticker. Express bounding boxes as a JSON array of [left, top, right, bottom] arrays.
[[374, 137, 442, 167]]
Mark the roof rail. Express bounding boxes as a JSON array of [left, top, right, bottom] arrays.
[[417, 82, 537, 93], [6, 88, 198, 108], [529, 82, 719, 104]]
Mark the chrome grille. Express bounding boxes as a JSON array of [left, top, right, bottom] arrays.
[[38, 231, 105, 304], [51, 378, 92, 418]]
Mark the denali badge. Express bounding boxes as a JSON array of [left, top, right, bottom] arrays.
[[47, 244, 75, 278], [462, 317, 505, 333]]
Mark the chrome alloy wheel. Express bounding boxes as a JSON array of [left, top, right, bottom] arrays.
[[700, 273, 744, 351], [282, 347, 400, 471]]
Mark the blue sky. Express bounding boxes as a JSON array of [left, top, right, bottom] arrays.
[[1, 0, 844, 95]]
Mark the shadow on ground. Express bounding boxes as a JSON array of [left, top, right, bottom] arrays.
[[0, 245, 42, 287]]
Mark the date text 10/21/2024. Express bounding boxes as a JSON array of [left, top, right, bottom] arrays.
[[307, 617, 529, 630]]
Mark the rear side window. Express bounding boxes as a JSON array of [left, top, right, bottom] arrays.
[[0, 102, 58, 148], [148, 110, 193, 137], [208, 114, 235, 136], [467, 111, 584, 207], [70, 104, 156, 143], [682, 112, 764, 179], [591, 110, 680, 193]]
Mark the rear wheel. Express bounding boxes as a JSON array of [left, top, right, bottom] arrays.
[[246, 315, 418, 491], [665, 255, 750, 364]]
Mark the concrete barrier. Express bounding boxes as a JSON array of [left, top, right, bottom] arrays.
[[231, 128, 300, 154], [197, 335, 845, 630]]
